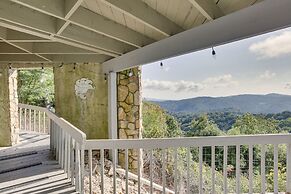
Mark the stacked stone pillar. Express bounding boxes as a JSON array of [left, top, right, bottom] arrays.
[[117, 67, 142, 173], [0, 66, 19, 147]]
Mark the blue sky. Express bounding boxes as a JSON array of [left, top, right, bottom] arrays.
[[142, 27, 291, 100]]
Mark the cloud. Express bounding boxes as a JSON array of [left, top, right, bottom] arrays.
[[142, 74, 238, 93], [259, 70, 276, 79], [203, 74, 238, 88], [143, 79, 204, 93], [249, 31, 291, 58]]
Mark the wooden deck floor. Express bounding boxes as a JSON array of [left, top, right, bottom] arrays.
[[0, 131, 76, 194]]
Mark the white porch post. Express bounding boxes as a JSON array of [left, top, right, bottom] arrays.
[[108, 71, 118, 140]]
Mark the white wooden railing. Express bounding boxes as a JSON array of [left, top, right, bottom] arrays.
[[86, 134, 291, 194], [18, 103, 87, 193], [18, 104, 291, 194]]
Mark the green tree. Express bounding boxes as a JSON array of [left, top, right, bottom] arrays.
[[18, 69, 54, 107], [186, 114, 224, 137], [228, 113, 279, 135]]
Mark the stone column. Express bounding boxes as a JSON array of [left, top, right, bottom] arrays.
[[0, 66, 19, 147], [117, 67, 142, 173]]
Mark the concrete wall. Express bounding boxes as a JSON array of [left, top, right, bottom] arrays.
[[54, 63, 108, 139], [0, 66, 18, 146]]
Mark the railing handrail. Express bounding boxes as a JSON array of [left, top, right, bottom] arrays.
[[85, 133, 291, 150], [18, 103, 86, 144]]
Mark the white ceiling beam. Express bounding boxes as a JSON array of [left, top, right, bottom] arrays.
[[0, 1, 57, 34], [10, 0, 65, 18], [0, 54, 111, 63], [101, 0, 184, 37], [10, 0, 154, 48], [0, 54, 48, 63], [70, 7, 155, 47], [188, 0, 224, 20], [43, 54, 111, 63], [0, 20, 118, 57], [62, 24, 136, 55], [65, 0, 83, 19], [102, 0, 291, 73], [0, 42, 26, 54], [0, 2, 122, 57], [1, 42, 95, 54]]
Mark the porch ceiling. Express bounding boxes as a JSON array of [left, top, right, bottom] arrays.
[[0, 0, 289, 71]]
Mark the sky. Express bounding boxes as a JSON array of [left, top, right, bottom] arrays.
[[141, 27, 291, 100]]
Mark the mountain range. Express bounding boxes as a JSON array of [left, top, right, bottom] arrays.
[[148, 93, 291, 114]]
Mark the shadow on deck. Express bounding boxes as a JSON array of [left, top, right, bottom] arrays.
[[0, 131, 76, 194]]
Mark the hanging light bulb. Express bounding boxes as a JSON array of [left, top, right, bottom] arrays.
[[212, 47, 216, 56]]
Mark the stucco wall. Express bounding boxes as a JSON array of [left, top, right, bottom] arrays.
[[54, 63, 108, 139], [0, 66, 18, 146]]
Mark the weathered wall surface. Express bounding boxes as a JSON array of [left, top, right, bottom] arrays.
[[54, 63, 108, 139], [117, 67, 142, 172], [0, 66, 18, 146]]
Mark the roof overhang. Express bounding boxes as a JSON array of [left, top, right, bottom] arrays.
[[0, 0, 290, 73]]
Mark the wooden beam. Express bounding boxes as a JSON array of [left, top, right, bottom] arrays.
[[70, 7, 155, 47], [188, 0, 224, 20], [101, 0, 184, 37], [0, 54, 48, 62], [102, 0, 291, 73], [42, 54, 112, 63], [0, 1, 57, 34], [61, 24, 136, 55], [11, 0, 155, 48]]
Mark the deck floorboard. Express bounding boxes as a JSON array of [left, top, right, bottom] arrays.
[[0, 131, 76, 194]]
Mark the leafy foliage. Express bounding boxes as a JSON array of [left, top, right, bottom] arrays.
[[18, 69, 54, 107]]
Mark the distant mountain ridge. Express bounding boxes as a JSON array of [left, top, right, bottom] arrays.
[[149, 93, 291, 114]]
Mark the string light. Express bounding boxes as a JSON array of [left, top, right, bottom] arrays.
[[73, 63, 76, 70], [104, 73, 107, 81], [212, 47, 216, 56]]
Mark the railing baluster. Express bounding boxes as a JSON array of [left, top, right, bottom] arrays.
[[274, 144, 279, 193], [162, 149, 166, 194], [19, 108, 22, 130], [223, 146, 228, 194], [24, 108, 27, 130], [38, 111, 41, 132], [138, 149, 141, 194], [125, 149, 129, 194], [80, 145, 85, 194], [199, 146, 203, 194], [43, 111, 46, 133], [174, 148, 178, 194], [64, 133, 68, 173], [75, 143, 81, 192], [89, 149, 92, 194], [236, 145, 240, 193], [187, 147, 190, 194], [113, 149, 116, 194], [249, 144, 253, 194], [101, 149, 104, 194], [33, 110, 36, 131], [71, 138, 75, 185], [287, 143, 291, 193], [29, 109, 31, 131], [211, 146, 215, 194], [61, 129, 64, 168], [67, 134, 71, 178], [261, 144, 266, 193]]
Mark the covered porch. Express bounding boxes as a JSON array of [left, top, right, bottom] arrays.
[[1, 0, 291, 193]]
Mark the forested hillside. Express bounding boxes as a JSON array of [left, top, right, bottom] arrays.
[[154, 93, 291, 114], [142, 102, 290, 192]]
